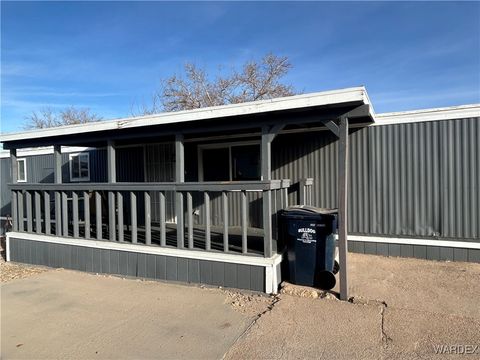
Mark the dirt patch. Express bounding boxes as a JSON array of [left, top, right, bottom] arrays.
[[0, 239, 49, 283], [280, 281, 339, 300], [223, 290, 276, 316]]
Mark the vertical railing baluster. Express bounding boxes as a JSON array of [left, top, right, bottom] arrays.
[[187, 192, 193, 249], [273, 189, 278, 243], [144, 192, 151, 245], [263, 189, 273, 257], [205, 192, 211, 251], [130, 192, 137, 243], [241, 190, 248, 254], [159, 191, 166, 246], [108, 191, 116, 241], [18, 191, 24, 232], [11, 190, 18, 232], [117, 192, 124, 242], [83, 191, 90, 239], [283, 187, 289, 208], [96, 192, 102, 240], [44, 192, 50, 235], [72, 192, 79, 238], [62, 191, 68, 236], [35, 191, 41, 234], [26, 191, 33, 233], [55, 191, 61, 236], [222, 191, 228, 252]]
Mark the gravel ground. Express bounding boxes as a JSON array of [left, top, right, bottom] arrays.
[[0, 238, 49, 283]]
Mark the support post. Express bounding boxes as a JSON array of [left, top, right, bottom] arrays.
[[338, 116, 349, 301], [175, 134, 185, 248], [53, 145, 62, 236], [107, 141, 116, 241], [261, 126, 274, 257], [10, 149, 18, 231]]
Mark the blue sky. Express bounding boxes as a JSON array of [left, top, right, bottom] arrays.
[[1, 1, 479, 133]]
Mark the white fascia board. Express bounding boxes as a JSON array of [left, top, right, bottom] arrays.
[[374, 104, 480, 126], [0, 87, 369, 143], [6, 232, 283, 267], [345, 234, 480, 249], [0, 146, 92, 159]]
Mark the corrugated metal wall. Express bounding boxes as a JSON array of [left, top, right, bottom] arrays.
[[272, 116, 480, 242], [0, 147, 143, 217], [2, 117, 479, 243]]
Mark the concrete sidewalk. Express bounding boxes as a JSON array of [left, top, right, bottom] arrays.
[[226, 254, 480, 359], [2, 253, 480, 359], [1, 270, 272, 360]]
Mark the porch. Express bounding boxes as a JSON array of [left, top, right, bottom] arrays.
[[2, 88, 375, 295], [9, 180, 290, 258]]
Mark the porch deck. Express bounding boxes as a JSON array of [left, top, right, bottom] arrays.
[[49, 223, 266, 256]]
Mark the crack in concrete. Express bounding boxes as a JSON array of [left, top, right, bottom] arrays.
[[222, 294, 281, 360], [380, 301, 392, 348]]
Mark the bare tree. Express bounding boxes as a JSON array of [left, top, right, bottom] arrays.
[[136, 53, 297, 115], [24, 106, 102, 129]]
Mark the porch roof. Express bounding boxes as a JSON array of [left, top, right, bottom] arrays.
[[1, 86, 375, 149]]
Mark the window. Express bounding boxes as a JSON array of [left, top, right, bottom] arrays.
[[17, 159, 27, 182], [200, 142, 260, 181], [69, 153, 90, 181]]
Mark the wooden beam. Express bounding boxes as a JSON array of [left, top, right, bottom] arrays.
[[261, 126, 272, 181], [321, 119, 339, 137], [107, 140, 116, 183], [343, 104, 370, 119], [10, 149, 18, 231], [107, 141, 116, 241], [261, 126, 274, 257], [338, 115, 349, 301], [53, 145, 62, 236], [175, 134, 185, 248]]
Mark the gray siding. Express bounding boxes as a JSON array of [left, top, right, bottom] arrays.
[[348, 241, 480, 263], [9, 237, 266, 292], [272, 117, 480, 242], [2, 117, 479, 250]]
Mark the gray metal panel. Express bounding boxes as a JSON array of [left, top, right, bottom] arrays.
[[178, 258, 189, 282], [439, 247, 454, 261], [376, 243, 389, 257], [426, 246, 440, 260], [364, 242, 376, 255], [468, 249, 480, 263], [8, 238, 268, 291], [271, 117, 479, 243], [388, 244, 401, 257], [166, 257, 177, 280], [155, 255, 166, 280], [146, 254, 156, 278], [1, 157, 12, 217], [250, 266, 264, 292], [200, 260, 212, 284], [413, 245, 427, 259], [400, 245, 414, 258], [188, 259, 200, 283], [453, 248, 468, 262], [211, 262, 225, 286], [137, 253, 146, 277]]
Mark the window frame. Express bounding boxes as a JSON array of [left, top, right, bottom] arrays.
[[69, 152, 90, 182], [198, 140, 261, 182], [17, 158, 27, 182]]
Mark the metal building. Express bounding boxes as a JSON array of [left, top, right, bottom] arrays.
[[1, 87, 479, 297]]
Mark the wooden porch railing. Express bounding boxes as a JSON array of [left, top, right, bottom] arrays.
[[9, 180, 290, 257]]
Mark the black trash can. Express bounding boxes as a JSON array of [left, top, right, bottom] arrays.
[[279, 206, 338, 290]]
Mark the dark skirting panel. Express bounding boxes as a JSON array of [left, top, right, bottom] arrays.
[[8, 237, 266, 292], [347, 240, 479, 263]]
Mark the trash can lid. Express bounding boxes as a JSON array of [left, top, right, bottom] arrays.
[[284, 205, 338, 215]]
